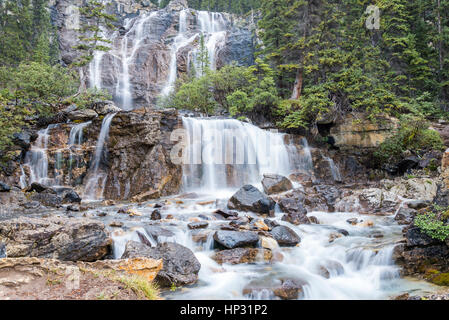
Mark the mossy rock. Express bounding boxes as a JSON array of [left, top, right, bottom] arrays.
[[426, 271, 449, 286]]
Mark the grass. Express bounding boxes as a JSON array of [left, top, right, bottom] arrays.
[[116, 274, 160, 300]]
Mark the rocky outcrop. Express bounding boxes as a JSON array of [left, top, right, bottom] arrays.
[[103, 109, 182, 200], [121, 241, 201, 287], [276, 189, 310, 225], [261, 174, 293, 195], [0, 217, 112, 261], [329, 113, 398, 150], [394, 226, 449, 275], [227, 185, 276, 215], [0, 257, 162, 300], [51, 0, 256, 108]]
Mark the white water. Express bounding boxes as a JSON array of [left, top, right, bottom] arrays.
[[68, 121, 92, 182], [181, 117, 296, 192], [83, 113, 116, 200], [324, 155, 342, 182], [194, 11, 227, 73], [22, 124, 59, 186], [161, 10, 197, 96]]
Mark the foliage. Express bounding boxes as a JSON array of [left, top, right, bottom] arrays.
[[72, 0, 117, 68], [65, 88, 112, 110], [415, 212, 449, 242], [163, 61, 280, 118], [374, 115, 444, 165]]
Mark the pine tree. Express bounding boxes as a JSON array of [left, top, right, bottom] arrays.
[[72, 0, 117, 68]]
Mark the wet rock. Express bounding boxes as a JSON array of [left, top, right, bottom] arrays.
[[273, 279, 305, 300], [91, 100, 121, 115], [191, 230, 211, 243], [144, 226, 175, 243], [278, 189, 310, 225], [261, 174, 293, 195], [151, 209, 162, 220], [405, 227, 442, 247], [12, 130, 37, 149], [228, 185, 276, 215], [337, 229, 349, 236], [270, 226, 301, 247], [214, 209, 239, 219], [212, 248, 272, 265], [0, 217, 112, 261], [187, 221, 209, 230], [0, 182, 11, 192], [407, 200, 431, 210], [122, 241, 201, 287], [213, 230, 259, 249], [329, 232, 343, 243], [260, 236, 279, 251], [394, 207, 417, 225], [346, 218, 359, 225], [109, 221, 124, 228], [30, 192, 63, 208], [397, 156, 420, 174], [21, 201, 41, 210], [317, 260, 345, 278], [27, 182, 50, 193], [0, 243, 6, 258], [289, 173, 313, 187], [52, 187, 81, 204], [66, 204, 80, 212], [308, 216, 320, 224]]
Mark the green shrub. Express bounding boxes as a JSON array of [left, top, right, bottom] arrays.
[[65, 88, 112, 110], [415, 212, 449, 242], [374, 115, 445, 165]]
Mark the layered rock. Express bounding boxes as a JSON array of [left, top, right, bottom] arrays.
[[0, 217, 112, 261]]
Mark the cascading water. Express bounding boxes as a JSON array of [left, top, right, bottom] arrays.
[[21, 124, 59, 186], [323, 155, 342, 182], [83, 113, 116, 200], [68, 121, 91, 182], [194, 11, 227, 72], [181, 117, 295, 192], [161, 9, 197, 96]]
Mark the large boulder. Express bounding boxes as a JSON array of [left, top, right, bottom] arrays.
[[261, 174, 293, 195], [121, 241, 201, 287], [270, 226, 301, 247], [0, 217, 112, 261], [213, 230, 259, 249], [67, 109, 98, 122], [212, 248, 272, 265], [227, 185, 276, 215]]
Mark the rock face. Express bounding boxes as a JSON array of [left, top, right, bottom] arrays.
[[261, 174, 293, 195], [277, 189, 310, 225], [212, 248, 272, 265], [228, 185, 276, 215], [121, 241, 201, 287], [329, 113, 398, 150], [103, 109, 182, 200], [394, 227, 449, 275], [0, 257, 162, 300], [52, 0, 255, 108], [0, 217, 112, 262], [213, 230, 259, 249]]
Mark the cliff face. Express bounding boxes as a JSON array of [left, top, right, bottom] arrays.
[[50, 0, 255, 109]]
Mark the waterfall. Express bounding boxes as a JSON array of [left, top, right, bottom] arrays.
[[68, 121, 91, 182], [161, 9, 197, 96], [324, 155, 342, 182], [83, 113, 116, 200], [22, 124, 59, 186], [181, 117, 304, 192], [195, 11, 227, 72]]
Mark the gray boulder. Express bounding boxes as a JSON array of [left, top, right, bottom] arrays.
[[67, 109, 98, 122], [213, 230, 259, 249], [0, 182, 11, 192], [261, 174, 293, 195], [270, 226, 301, 247], [228, 185, 276, 215], [212, 248, 272, 265], [122, 241, 201, 287]]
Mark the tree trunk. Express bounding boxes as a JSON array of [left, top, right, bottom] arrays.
[[291, 68, 303, 100]]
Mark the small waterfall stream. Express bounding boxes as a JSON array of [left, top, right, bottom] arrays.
[[83, 113, 116, 200]]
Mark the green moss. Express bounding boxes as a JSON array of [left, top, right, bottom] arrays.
[[428, 273, 449, 287]]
